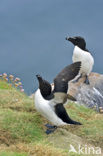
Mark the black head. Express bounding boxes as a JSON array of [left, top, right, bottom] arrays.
[[36, 74, 52, 99], [36, 74, 43, 82], [66, 36, 86, 50]]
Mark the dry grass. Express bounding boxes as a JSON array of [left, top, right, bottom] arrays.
[[0, 143, 66, 156]]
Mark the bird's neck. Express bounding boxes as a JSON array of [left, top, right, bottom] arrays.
[[74, 46, 89, 53], [76, 41, 86, 50], [39, 87, 54, 100]]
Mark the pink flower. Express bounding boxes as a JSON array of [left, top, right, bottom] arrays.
[[3, 73, 7, 78], [15, 77, 20, 82], [9, 75, 14, 80], [20, 89, 24, 92], [4, 78, 8, 82]]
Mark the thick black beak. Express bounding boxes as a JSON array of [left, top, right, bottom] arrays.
[[65, 37, 69, 40], [65, 37, 74, 41], [36, 75, 42, 81], [65, 37, 76, 45]]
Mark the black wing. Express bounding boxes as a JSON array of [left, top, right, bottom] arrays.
[[55, 103, 82, 125], [53, 62, 81, 93]]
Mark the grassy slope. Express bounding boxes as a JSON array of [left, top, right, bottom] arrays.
[[0, 80, 103, 156]]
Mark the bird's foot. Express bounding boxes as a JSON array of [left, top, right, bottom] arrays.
[[45, 124, 57, 134], [84, 76, 90, 85], [45, 124, 57, 129], [45, 128, 57, 135]]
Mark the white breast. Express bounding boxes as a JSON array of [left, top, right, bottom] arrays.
[[72, 46, 94, 75], [34, 89, 67, 126]]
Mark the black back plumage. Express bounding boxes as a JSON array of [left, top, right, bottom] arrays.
[[53, 62, 81, 93], [36, 62, 81, 100]]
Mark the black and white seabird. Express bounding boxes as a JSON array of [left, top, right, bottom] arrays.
[[34, 62, 82, 134], [66, 36, 94, 84]]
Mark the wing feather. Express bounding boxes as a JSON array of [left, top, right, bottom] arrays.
[[53, 62, 81, 93]]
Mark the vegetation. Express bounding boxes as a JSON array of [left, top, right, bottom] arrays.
[[0, 79, 103, 156]]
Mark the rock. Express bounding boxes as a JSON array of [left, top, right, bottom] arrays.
[[99, 109, 103, 113], [68, 72, 103, 111], [47, 126, 99, 153], [32, 72, 103, 112], [47, 127, 85, 150]]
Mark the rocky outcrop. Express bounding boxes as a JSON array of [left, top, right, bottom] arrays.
[[68, 72, 103, 112], [32, 72, 103, 112]]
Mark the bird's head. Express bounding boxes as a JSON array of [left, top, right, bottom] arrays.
[[36, 74, 52, 98], [36, 74, 42, 82], [66, 36, 86, 50], [36, 74, 44, 90]]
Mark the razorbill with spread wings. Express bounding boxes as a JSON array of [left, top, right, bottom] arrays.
[[34, 62, 82, 134], [66, 36, 94, 84]]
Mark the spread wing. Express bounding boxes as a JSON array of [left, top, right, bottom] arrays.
[[53, 62, 81, 93]]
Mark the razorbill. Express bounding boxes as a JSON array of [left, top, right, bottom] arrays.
[[34, 62, 82, 134], [66, 36, 94, 84]]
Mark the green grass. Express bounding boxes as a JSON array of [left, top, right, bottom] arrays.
[[0, 151, 27, 156], [0, 81, 45, 144], [0, 80, 12, 89], [65, 102, 103, 148], [0, 109, 44, 142], [0, 79, 103, 156]]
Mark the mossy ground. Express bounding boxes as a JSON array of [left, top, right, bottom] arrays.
[[0, 80, 103, 156]]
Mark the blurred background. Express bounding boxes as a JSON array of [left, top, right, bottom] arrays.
[[0, 0, 103, 95]]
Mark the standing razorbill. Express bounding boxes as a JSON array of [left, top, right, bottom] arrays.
[[35, 62, 82, 134], [66, 36, 94, 84]]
